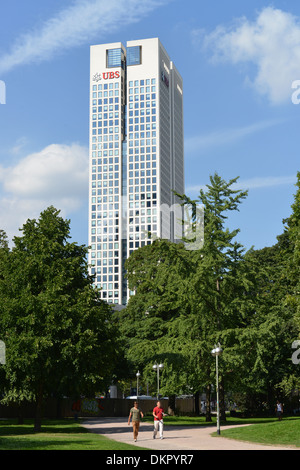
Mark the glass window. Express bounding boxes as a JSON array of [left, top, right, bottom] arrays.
[[127, 46, 141, 66], [107, 48, 122, 68]]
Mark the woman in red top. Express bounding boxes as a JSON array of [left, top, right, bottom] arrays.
[[153, 401, 166, 439]]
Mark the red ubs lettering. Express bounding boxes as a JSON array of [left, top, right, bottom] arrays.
[[102, 71, 120, 80]]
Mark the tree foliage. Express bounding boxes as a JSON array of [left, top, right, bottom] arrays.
[[0, 207, 117, 430], [116, 172, 300, 417], [117, 174, 253, 413]]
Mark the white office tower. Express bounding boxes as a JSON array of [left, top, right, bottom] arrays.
[[89, 38, 184, 305]]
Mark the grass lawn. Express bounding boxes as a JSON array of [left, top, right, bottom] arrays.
[[144, 414, 300, 447], [0, 419, 148, 450], [215, 416, 300, 448], [143, 414, 215, 426], [143, 414, 275, 426], [2, 415, 299, 449]]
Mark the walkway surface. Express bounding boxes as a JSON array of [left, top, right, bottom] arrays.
[[81, 417, 298, 451]]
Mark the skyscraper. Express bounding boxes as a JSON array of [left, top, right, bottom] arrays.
[[88, 38, 184, 305]]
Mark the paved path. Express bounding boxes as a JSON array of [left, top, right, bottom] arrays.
[[81, 417, 298, 451]]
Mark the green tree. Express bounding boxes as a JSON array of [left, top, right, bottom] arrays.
[[223, 174, 300, 414], [0, 207, 116, 431], [233, 241, 296, 411], [274, 172, 300, 401], [115, 239, 193, 404], [175, 173, 252, 419], [286, 172, 300, 326], [116, 172, 300, 418], [117, 174, 252, 419]]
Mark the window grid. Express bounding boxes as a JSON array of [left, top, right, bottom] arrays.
[[107, 48, 122, 68], [127, 46, 141, 66]]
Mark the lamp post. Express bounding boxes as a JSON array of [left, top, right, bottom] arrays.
[[152, 362, 164, 399], [136, 371, 141, 399], [211, 343, 223, 435]]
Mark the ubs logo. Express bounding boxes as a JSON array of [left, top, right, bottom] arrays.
[[93, 71, 120, 82]]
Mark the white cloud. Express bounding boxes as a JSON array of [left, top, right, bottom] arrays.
[[0, 0, 169, 74], [0, 143, 89, 242], [201, 7, 300, 104], [186, 175, 297, 194], [233, 175, 297, 190], [185, 118, 283, 155]]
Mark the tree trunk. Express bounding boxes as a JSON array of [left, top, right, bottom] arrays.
[[168, 394, 176, 415], [17, 404, 24, 425], [194, 391, 200, 416], [205, 384, 212, 422], [34, 382, 43, 432], [56, 397, 62, 419]]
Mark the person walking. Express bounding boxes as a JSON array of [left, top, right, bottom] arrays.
[[128, 401, 144, 442], [275, 401, 283, 420], [153, 401, 167, 440]]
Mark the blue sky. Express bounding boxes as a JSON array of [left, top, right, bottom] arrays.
[[0, 0, 299, 251]]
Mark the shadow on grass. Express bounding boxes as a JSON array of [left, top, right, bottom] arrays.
[[0, 419, 142, 450], [0, 436, 94, 450], [0, 419, 89, 436]]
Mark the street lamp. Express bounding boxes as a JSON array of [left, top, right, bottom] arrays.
[[211, 343, 223, 435], [136, 371, 141, 399], [152, 362, 164, 399]]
